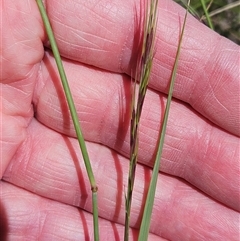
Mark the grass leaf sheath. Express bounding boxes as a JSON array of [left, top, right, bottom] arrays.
[[35, 1, 99, 240], [124, 0, 158, 240]]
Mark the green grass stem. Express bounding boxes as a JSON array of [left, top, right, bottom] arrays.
[[202, 1, 240, 19], [35, 1, 99, 240], [200, 0, 214, 29], [138, 2, 190, 240]]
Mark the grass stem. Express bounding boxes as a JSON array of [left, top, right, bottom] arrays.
[[200, 0, 214, 29], [35, 1, 99, 240]]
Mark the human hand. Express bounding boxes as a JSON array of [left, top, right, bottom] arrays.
[[1, 0, 239, 240]]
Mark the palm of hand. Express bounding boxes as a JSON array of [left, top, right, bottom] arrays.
[[1, 0, 239, 240]]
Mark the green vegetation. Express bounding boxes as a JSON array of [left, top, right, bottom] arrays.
[[35, 0, 238, 240], [35, 1, 99, 240], [175, 0, 240, 44]]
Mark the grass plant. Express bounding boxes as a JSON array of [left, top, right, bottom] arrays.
[[138, 2, 190, 239], [125, 0, 190, 240], [35, 0, 197, 240]]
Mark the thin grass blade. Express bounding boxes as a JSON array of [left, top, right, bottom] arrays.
[[200, 0, 214, 29], [138, 2, 190, 241], [202, 1, 240, 19], [175, 0, 201, 20]]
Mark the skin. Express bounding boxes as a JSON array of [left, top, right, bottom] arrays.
[[1, 0, 239, 240]]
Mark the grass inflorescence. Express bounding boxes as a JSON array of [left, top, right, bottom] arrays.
[[124, 0, 158, 240]]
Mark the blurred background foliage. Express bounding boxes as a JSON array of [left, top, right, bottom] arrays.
[[175, 0, 240, 44]]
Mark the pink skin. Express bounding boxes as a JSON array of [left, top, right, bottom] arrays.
[[1, 0, 239, 240]]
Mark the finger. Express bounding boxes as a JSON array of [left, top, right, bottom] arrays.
[[3, 119, 239, 240], [0, 182, 164, 241], [34, 52, 239, 211], [38, 0, 240, 135], [1, 0, 45, 177], [1, 0, 44, 83]]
